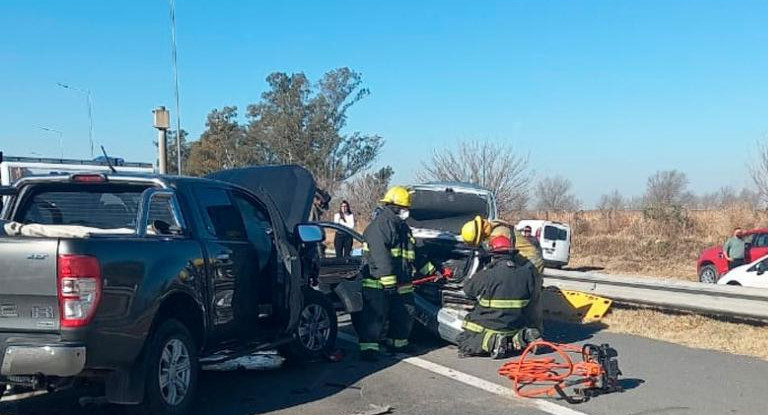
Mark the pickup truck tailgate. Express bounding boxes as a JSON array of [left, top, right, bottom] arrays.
[[0, 238, 59, 332]]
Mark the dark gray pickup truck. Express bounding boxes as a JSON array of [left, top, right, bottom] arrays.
[[0, 166, 337, 414]]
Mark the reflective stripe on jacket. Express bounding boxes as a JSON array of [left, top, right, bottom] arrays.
[[362, 206, 417, 288], [462, 254, 536, 332]]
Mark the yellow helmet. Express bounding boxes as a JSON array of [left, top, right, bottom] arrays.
[[380, 185, 411, 208], [489, 220, 513, 239], [460, 216, 491, 245]]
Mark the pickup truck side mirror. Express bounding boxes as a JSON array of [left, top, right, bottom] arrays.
[[296, 224, 324, 243], [757, 263, 766, 276]]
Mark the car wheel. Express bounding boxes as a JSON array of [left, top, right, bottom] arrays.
[[279, 289, 337, 362], [143, 319, 199, 415], [698, 265, 719, 284]]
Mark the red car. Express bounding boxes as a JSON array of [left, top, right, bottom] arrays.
[[697, 228, 768, 283]]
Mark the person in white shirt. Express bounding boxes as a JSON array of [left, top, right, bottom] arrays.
[[333, 200, 355, 257]]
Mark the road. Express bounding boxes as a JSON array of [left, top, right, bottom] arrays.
[[1, 318, 766, 415]]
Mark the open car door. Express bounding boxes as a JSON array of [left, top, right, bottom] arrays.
[[315, 222, 364, 313]]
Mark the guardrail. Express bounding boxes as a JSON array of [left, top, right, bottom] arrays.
[[542, 269, 768, 321]]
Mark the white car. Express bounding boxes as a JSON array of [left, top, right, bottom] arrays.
[[717, 255, 768, 288]]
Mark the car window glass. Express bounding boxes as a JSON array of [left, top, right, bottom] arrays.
[[231, 193, 271, 242], [753, 234, 768, 247], [19, 185, 146, 229], [194, 187, 246, 241], [146, 193, 182, 234], [323, 225, 361, 259], [544, 226, 567, 241], [231, 192, 274, 273]]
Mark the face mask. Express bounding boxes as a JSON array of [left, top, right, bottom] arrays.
[[398, 209, 410, 220]]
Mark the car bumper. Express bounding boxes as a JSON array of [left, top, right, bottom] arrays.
[[1, 344, 86, 377]]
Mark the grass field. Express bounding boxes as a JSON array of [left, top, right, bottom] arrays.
[[516, 206, 768, 280]]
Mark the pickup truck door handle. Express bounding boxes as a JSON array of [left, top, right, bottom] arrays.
[[216, 253, 231, 261]]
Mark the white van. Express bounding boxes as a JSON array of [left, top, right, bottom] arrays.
[[516, 220, 571, 268]]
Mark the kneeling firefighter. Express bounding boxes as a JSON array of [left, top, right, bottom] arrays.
[[460, 216, 544, 334], [353, 185, 437, 361], [457, 234, 541, 358]]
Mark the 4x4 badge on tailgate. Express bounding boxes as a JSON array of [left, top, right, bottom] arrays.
[[0, 304, 18, 318]]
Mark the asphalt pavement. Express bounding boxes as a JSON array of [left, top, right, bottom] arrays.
[[1, 318, 766, 415]]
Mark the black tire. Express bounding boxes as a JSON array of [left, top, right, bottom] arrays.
[[142, 319, 199, 415], [727, 281, 742, 286], [279, 289, 337, 362], [699, 264, 719, 284]]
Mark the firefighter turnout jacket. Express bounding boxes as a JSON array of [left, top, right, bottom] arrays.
[[355, 205, 436, 353], [362, 206, 433, 292], [458, 253, 537, 355]]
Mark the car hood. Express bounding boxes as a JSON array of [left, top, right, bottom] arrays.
[[207, 165, 316, 231], [700, 245, 724, 259], [406, 183, 494, 239]]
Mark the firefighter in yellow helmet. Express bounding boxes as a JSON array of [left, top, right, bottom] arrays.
[[353, 186, 437, 361], [460, 216, 544, 334]]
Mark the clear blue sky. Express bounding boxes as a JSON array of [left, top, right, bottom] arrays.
[[2, 1, 767, 207]]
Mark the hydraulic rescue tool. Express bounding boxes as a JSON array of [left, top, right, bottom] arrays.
[[498, 340, 623, 404]]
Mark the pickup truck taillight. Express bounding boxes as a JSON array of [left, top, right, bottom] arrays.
[[57, 255, 102, 328]]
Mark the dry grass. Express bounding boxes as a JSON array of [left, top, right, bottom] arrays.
[[513, 206, 768, 280], [600, 307, 768, 360]]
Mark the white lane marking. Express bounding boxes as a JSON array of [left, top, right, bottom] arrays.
[[337, 332, 590, 415]]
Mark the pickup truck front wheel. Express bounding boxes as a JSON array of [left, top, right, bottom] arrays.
[[144, 319, 199, 415], [699, 265, 719, 284], [280, 289, 337, 362]]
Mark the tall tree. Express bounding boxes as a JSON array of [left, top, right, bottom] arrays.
[[416, 140, 531, 213], [535, 176, 580, 212], [186, 107, 253, 176], [246, 68, 383, 192]]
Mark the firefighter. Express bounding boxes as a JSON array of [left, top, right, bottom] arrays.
[[460, 216, 543, 273], [460, 216, 544, 334], [456, 234, 541, 359], [353, 185, 431, 361]]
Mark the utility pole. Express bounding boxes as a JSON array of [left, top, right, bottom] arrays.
[[153, 107, 170, 174], [57, 82, 94, 157], [39, 126, 64, 158]]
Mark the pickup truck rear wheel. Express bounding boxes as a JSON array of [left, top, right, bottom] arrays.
[[279, 289, 337, 362], [699, 265, 719, 284], [144, 319, 199, 415]]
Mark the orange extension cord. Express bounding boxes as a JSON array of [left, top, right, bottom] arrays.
[[498, 340, 606, 401]]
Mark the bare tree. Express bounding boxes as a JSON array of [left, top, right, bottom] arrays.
[[644, 170, 693, 207], [696, 186, 740, 209], [535, 176, 580, 212], [338, 166, 394, 222], [750, 142, 768, 208], [597, 189, 625, 212], [597, 189, 625, 230], [739, 188, 761, 209], [416, 141, 531, 213]]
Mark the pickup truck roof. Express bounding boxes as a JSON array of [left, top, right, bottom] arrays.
[[5, 167, 317, 232]]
